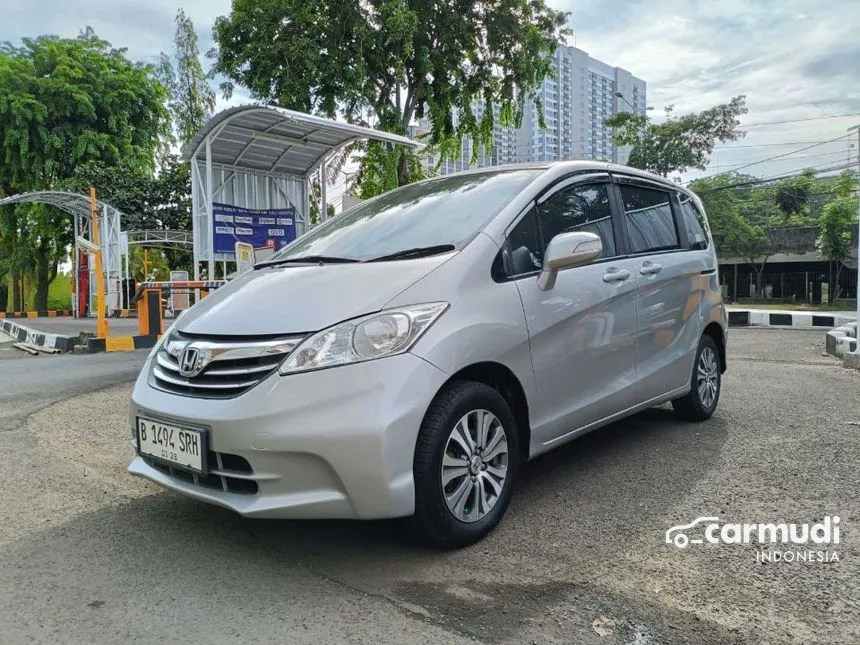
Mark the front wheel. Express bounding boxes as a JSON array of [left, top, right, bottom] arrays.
[[672, 335, 722, 421], [411, 381, 520, 549]]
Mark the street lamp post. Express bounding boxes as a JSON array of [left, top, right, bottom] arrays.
[[848, 124, 860, 362]]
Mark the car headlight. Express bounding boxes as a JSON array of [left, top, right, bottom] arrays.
[[279, 302, 449, 375]]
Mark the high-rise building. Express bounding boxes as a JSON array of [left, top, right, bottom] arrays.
[[420, 45, 646, 174]]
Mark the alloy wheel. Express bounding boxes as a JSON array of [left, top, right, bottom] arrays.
[[441, 409, 509, 523], [697, 346, 719, 410]]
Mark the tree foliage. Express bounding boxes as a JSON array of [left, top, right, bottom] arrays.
[[774, 170, 815, 220], [0, 29, 170, 310], [606, 96, 748, 177], [0, 29, 169, 191], [690, 170, 858, 299], [211, 0, 570, 191], [816, 173, 858, 299], [157, 9, 215, 147]]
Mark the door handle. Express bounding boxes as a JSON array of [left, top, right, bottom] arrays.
[[602, 268, 631, 283], [640, 262, 663, 276]]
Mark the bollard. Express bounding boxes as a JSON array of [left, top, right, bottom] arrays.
[[137, 288, 163, 338]]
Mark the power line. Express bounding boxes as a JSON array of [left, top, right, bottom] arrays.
[[742, 113, 860, 128], [691, 162, 857, 194], [712, 139, 853, 150], [691, 134, 853, 183], [704, 150, 847, 169]]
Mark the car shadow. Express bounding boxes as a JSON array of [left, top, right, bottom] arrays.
[[10, 404, 731, 565], [1, 406, 734, 645]]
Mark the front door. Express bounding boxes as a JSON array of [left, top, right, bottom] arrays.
[[508, 177, 640, 449]]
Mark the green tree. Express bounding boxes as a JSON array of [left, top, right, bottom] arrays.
[[816, 172, 858, 300], [606, 96, 748, 177], [0, 29, 169, 310], [211, 0, 570, 191], [158, 8, 215, 147], [774, 170, 815, 221], [690, 173, 777, 297]]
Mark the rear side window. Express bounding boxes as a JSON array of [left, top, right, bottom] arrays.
[[678, 195, 709, 250], [619, 184, 679, 254]]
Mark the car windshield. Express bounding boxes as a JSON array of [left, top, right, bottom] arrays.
[[263, 168, 543, 263]]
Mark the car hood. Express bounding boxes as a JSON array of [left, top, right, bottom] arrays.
[[176, 255, 453, 336]]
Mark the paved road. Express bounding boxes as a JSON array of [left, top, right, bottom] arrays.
[[0, 343, 147, 432], [0, 329, 857, 644]]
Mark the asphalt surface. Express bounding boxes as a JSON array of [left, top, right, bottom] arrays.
[[0, 329, 857, 645]]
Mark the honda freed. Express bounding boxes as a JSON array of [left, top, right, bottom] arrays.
[[129, 161, 727, 548]]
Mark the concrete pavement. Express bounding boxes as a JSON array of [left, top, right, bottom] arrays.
[[0, 329, 857, 644]]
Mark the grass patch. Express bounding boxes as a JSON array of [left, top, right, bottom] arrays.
[[45, 273, 73, 310]]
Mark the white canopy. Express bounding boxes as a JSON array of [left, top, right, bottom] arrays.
[[182, 104, 421, 177], [181, 104, 422, 278]]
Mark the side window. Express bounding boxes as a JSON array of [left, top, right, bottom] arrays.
[[678, 194, 709, 250], [506, 208, 543, 276], [537, 182, 617, 258], [620, 184, 679, 254]]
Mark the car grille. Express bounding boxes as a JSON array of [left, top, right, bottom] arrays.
[[151, 332, 304, 398], [143, 450, 258, 495]]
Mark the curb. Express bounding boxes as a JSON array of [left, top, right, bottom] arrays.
[[0, 319, 77, 352], [0, 311, 136, 320], [0, 310, 71, 319], [85, 335, 158, 353], [727, 310, 855, 328], [825, 321, 858, 364]]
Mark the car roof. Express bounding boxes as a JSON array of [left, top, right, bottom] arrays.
[[431, 159, 663, 182], [434, 160, 694, 199]]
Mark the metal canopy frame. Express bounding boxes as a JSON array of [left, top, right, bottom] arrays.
[[0, 191, 123, 316], [126, 229, 193, 249], [182, 104, 421, 279]]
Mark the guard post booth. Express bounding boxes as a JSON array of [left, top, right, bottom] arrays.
[[183, 105, 421, 280]]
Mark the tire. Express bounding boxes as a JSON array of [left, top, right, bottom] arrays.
[[672, 334, 722, 421], [411, 380, 520, 549]]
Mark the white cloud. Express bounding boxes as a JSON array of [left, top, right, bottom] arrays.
[[559, 0, 860, 179]]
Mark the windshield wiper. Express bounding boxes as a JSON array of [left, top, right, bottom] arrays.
[[256, 255, 360, 268], [365, 244, 456, 263]]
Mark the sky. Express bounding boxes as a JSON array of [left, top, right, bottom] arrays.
[[4, 0, 860, 187]]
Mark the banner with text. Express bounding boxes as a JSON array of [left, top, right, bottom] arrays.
[[212, 202, 297, 256]]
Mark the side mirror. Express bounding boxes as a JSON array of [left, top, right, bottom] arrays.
[[537, 231, 603, 291]]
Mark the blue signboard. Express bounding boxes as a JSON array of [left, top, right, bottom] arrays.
[[212, 202, 297, 255]]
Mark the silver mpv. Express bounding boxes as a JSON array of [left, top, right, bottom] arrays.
[[129, 161, 727, 548]]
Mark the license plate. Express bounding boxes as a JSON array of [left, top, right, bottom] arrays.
[[136, 417, 205, 473]]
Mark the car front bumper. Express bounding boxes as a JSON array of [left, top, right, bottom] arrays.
[[128, 352, 448, 520]]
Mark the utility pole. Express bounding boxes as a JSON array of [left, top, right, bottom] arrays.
[[848, 124, 860, 365]]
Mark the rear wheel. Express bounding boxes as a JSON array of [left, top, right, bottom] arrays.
[[672, 334, 721, 421], [411, 381, 520, 548]]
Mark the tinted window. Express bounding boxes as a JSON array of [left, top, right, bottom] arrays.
[[506, 208, 542, 275], [266, 169, 542, 262], [678, 195, 709, 250], [620, 185, 679, 254], [538, 182, 616, 258]]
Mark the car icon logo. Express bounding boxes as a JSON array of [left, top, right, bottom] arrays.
[[179, 346, 202, 377], [665, 516, 720, 549]]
